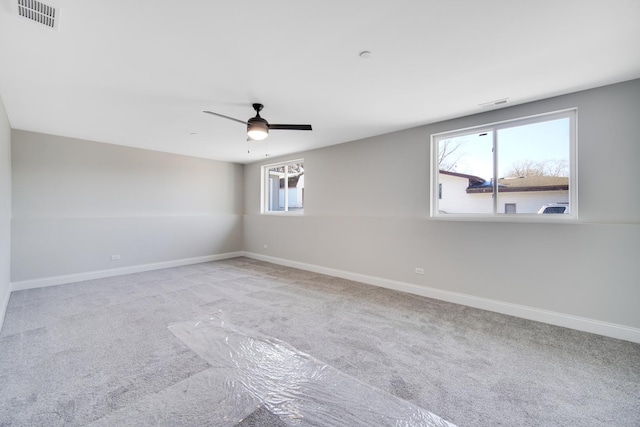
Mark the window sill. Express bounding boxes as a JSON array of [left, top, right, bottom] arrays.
[[260, 210, 305, 216], [430, 213, 578, 224]]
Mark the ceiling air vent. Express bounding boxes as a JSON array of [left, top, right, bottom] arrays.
[[479, 98, 509, 109], [16, 0, 59, 30]]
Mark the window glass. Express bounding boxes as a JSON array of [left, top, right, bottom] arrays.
[[437, 131, 493, 214], [432, 109, 576, 219], [496, 118, 570, 214], [262, 160, 304, 213]]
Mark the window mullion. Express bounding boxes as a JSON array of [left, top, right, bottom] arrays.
[[264, 169, 269, 211], [284, 165, 289, 212], [492, 129, 498, 214]]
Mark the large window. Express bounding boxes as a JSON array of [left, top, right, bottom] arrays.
[[261, 159, 304, 213], [431, 109, 576, 220]]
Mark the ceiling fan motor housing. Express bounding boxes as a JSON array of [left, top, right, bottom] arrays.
[[203, 102, 311, 141], [247, 116, 269, 140]]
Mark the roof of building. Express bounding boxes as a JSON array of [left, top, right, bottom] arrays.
[[467, 175, 569, 193], [440, 170, 569, 193], [439, 170, 486, 186]]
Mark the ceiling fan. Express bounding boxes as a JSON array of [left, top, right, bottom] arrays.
[[203, 103, 312, 141]]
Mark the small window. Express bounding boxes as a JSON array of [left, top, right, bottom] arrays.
[[431, 109, 577, 220], [261, 159, 304, 213]]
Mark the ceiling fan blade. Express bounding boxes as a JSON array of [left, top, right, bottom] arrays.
[[203, 110, 247, 125], [268, 124, 313, 131]]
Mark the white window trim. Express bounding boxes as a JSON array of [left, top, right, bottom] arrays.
[[261, 158, 305, 215], [430, 108, 578, 222]]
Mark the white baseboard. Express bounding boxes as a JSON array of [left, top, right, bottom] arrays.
[[10, 252, 244, 292], [0, 286, 9, 334], [243, 252, 640, 344], [7, 250, 639, 344]]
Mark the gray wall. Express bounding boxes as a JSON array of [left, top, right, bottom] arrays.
[[11, 131, 244, 282], [0, 94, 10, 332], [244, 79, 640, 331]]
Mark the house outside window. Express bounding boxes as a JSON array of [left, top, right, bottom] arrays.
[[431, 109, 577, 220], [261, 159, 304, 213]]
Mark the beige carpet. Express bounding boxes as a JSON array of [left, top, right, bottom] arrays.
[[1, 257, 639, 426]]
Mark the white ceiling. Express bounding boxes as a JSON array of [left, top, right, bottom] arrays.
[[1, 1, 639, 164]]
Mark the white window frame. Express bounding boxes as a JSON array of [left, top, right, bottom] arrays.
[[261, 159, 305, 214], [430, 109, 577, 222]]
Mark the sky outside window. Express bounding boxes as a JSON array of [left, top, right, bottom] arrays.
[[438, 118, 570, 180]]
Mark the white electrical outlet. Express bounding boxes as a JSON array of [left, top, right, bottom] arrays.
[[415, 267, 424, 275], [263, 244, 268, 249], [111, 255, 120, 261]]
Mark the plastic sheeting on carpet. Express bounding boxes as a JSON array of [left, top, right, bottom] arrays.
[[168, 313, 456, 427]]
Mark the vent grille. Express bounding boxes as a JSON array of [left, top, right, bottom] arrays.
[[17, 0, 58, 29], [479, 98, 509, 108]]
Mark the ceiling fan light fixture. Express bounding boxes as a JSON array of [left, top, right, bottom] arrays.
[[247, 118, 269, 140], [204, 103, 311, 143]]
